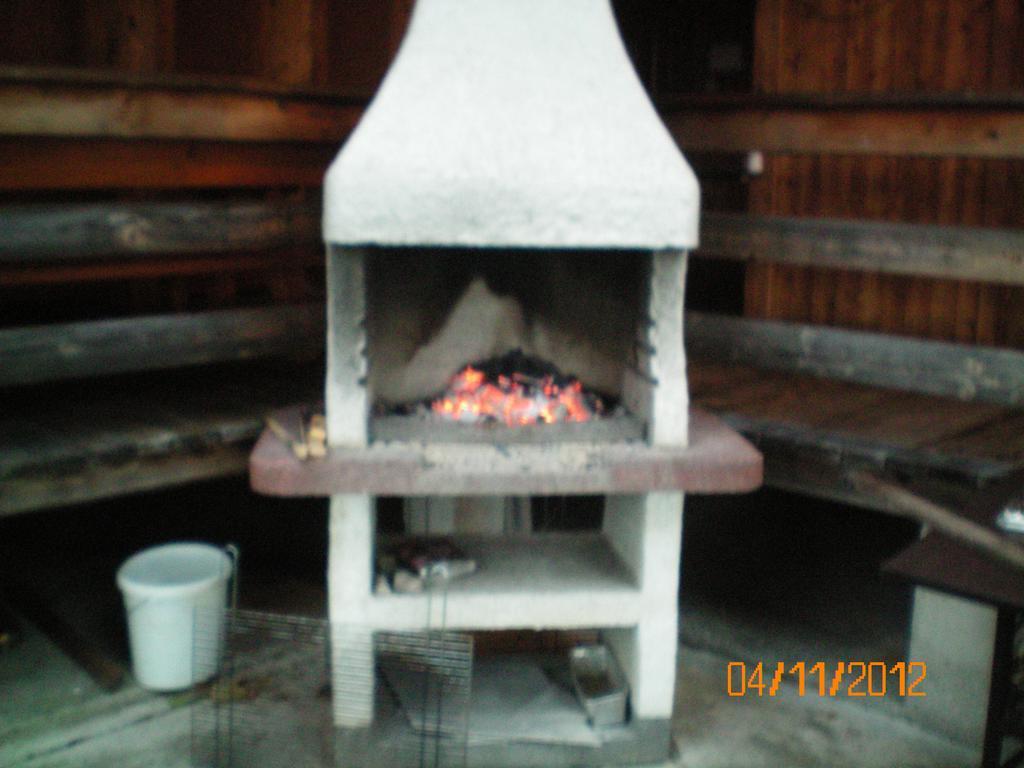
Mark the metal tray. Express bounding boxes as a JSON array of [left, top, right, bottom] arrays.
[[569, 644, 629, 727]]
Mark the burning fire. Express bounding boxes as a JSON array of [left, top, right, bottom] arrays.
[[432, 366, 596, 426]]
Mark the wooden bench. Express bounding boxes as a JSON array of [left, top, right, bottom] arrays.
[[687, 211, 1024, 761], [0, 63, 371, 518], [0, 198, 325, 516], [688, 211, 1024, 513]]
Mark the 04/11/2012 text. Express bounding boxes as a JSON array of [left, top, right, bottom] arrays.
[[726, 661, 926, 698]]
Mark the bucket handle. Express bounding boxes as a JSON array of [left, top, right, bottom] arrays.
[[224, 543, 240, 613], [124, 543, 239, 616]]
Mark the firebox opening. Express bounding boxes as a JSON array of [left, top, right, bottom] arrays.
[[406, 350, 612, 425], [366, 248, 649, 440]]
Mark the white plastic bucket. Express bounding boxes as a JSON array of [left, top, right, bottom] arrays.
[[116, 542, 234, 691]]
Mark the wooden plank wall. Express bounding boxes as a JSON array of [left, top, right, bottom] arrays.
[[0, 1, 411, 330], [0, 1, 401, 192], [745, 0, 1024, 348], [0, 0, 408, 90]]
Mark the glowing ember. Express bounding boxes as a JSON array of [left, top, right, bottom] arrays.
[[432, 366, 598, 426]]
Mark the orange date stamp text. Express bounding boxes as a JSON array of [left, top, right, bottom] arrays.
[[727, 661, 927, 698]]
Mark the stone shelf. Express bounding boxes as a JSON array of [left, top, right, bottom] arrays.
[[250, 406, 763, 497], [366, 533, 641, 631]]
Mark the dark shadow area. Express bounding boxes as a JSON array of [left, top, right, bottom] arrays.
[[681, 488, 920, 666], [0, 479, 329, 669]]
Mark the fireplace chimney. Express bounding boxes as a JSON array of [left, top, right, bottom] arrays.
[[323, 0, 699, 250]]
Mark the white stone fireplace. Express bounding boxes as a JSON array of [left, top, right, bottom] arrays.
[[250, 1, 762, 764]]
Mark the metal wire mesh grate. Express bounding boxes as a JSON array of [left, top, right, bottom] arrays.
[[361, 630, 473, 768], [191, 609, 332, 768], [193, 503, 474, 768], [191, 612, 472, 768]]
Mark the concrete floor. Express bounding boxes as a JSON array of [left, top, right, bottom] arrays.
[[673, 646, 974, 768], [0, 484, 988, 766], [0, 621, 975, 768]]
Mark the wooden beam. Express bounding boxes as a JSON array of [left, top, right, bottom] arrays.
[[0, 64, 363, 99], [10, 201, 1022, 288], [660, 92, 1024, 111], [1, 443, 250, 516], [0, 251, 323, 287], [686, 311, 1024, 407], [0, 81, 360, 142], [0, 303, 324, 387], [0, 363, 324, 516], [0, 138, 334, 190], [697, 213, 1024, 286], [698, 407, 1014, 516], [5, 70, 1023, 160], [666, 105, 1024, 159], [850, 471, 1024, 572], [0, 199, 320, 262], [716, 409, 1010, 487]]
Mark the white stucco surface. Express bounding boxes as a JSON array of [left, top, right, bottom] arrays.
[[323, 0, 699, 249]]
